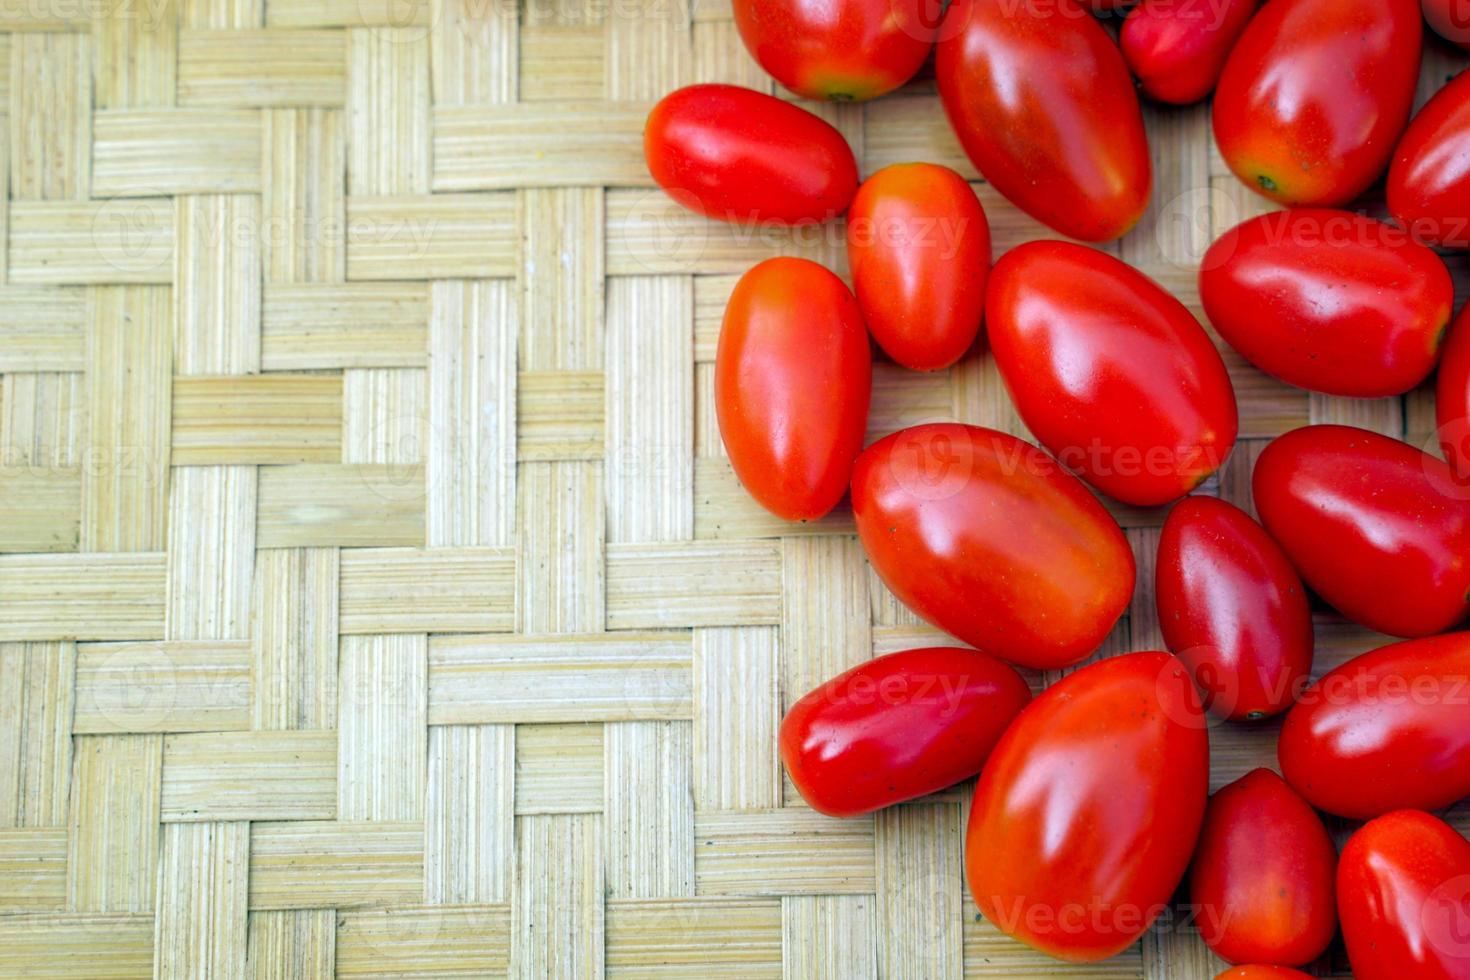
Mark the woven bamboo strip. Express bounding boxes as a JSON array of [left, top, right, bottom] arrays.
[[161, 730, 336, 821], [177, 28, 345, 107], [152, 820, 250, 977], [0, 825, 67, 909], [0, 641, 74, 826], [516, 722, 605, 814], [67, 734, 162, 912], [74, 640, 251, 734], [424, 723, 514, 904]]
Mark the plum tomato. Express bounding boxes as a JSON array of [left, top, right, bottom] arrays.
[[1389, 67, 1470, 249], [1121, 0, 1258, 105], [715, 257, 870, 521], [779, 647, 1031, 817], [966, 651, 1210, 962], [1214, 968, 1315, 980], [851, 423, 1134, 670], [846, 163, 990, 372], [644, 84, 858, 225]]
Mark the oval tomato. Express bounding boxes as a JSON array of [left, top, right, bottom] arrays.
[[935, 0, 1150, 242], [1212, 0, 1421, 205], [1214, 968, 1315, 980], [1423, 0, 1470, 51], [716, 257, 870, 520], [644, 84, 858, 225], [966, 651, 1210, 962], [1121, 0, 1257, 105], [986, 241, 1238, 507], [1252, 425, 1470, 638], [1200, 209, 1452, 398], [779, 647, 1031, 817], [1437, 303, 1470, 480], [846, 163, 990, 371], [1278, 632, 1470, 819], [851, 423, 1134, 670], [1389, 68, 1470, 249], [1156, 496, 1312, 721], [1338, 809, 1470, 980], [732, 0, 934, 102], [1190, 769, 1337, 966]]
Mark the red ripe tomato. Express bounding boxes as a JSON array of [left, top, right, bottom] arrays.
[[935, 0, 1150, 242], [731, 0, 935, 102], [644, 84, 858, 225], [1156, 496, 1312, 721], [966, 651, 1210, 962], [846, 163, 990, 372], [1278, 632, 1470, 819], [1423, 0, 1470, 51], [1189, 769, 1337, 966], [986, 241, 1238, 507], [851, 423, 1134, 670], [1214, 968, 1315, 980], [779, 647, 1031, 817], [1212, 0, 1421, 205], [1338, 809, 1470, 980], [1200, 209, 1452, 398], [1437, 304, 1470, 480], [715, 258, 870, 521], [1120, 0, 1258, 105], [1252, 425, 1470, 638], [1389, 69, 1470, 249]]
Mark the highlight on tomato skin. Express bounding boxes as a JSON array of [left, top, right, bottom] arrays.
[[715, 257, 871, 522], [643, 84, 859, 225], [779, 647, 1032, 818], [1121, 0, 1258, 106]]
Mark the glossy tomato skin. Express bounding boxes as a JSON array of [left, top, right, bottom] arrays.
[[1338, 809, 1470, 980], [1214, 968, 1315, 980], [1389, 69, 1470, 249], [732, 0, 934, 102], [851, 423, 1134, 670], [1424, 0, 1470, 51], [967, 651, 1210, 962], [1212, 0, 1421, 205], [716, 258, 870, 521], [986, 241, 1238, 507], [1156, 497, 1312, 721], [1278, 632, 1470, 819], [935, 0, 1150, 242], [1252, 425, 1470, 637], [846, 163, 990, 371], [1121, 0, 1257, 105], [1200, 209, 1452, 397], [1437, 303, 1470, 480], [644, 85, 858, 225], [1190, 769, 1337, 966], [779, 647, 1031, 817]]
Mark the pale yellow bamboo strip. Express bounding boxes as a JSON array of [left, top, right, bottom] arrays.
[[161, 730, 336, 821], [152, 821, 251, 978], [262, 282, 426, 368], [425, 278, 517, 548], [0, 553, 167, 642], [0, 0, 90, 29], [339, 547, 514, 634], [245, 909, 335, 980], [782, 895, 878, 980], [524, 0, 606, 27], [82, 285, 172, 552], [0, 826, 67, 909], [336, 905, 513, 976], [1142, 924, 1230, 980], [1128, 526, 1164, 652], [266, 0, 428, 28], [605, 275, 693, 542], [10, 199, 174, 285], [175, 194, 264, 373], [262, 108, 346, 284], [694, 809, 876, 895], [605, 0, 691, 101], [0, 286, 85, 371], [692, 457, 856, 540], [1122, 104, 1212, 271], [345, 193, 516, 280], [250, 547, 338, 732], [74, 640, 251, 734], [693, 626, 780, 811], [605, 897, 783, 977], [430, 0, 518, 105], [515, 721, 604, 815], [9, 33, 90, 200], [341, 367, 426, 464], [166, 466, 258, 640], [605, 720, 695, 897], [248, 820, 423, 909], [519, 186, 604, 370], [67, 734, 162, 912], [172, 375, 342, 464], [962, 915, 1145, 978], [691, 20, 769, 89], [867, 362, 955, 446], [517, 369, 605, 460], [0, 372, 82, 468], [181, 0, 263, 28], [428, 631, 694, 725], [1309, 391, 1404, 435], [0, 467, 79, 552], [424, 724, 514, 904], [519, 24, 604, 101], [179, 29, 345, 106], [93, 109, 262, 196], [0, 641, 74, 827], [952, 347, 1031, 439], [862, 96, 973, 178], [606, 540, 782, 629], [691, 273, 732, 362], [0, 912, 154, 978], [780, 536, 871, 715], [516, 460, 605, 633], [695, 361, 720, 458], [347, 27, 430, 195], [513, 813, 604, 978], [876, 804, 963, 980], [93, 0, 177, 108], [256, 463, 425, 548], [337, 634, 426, 821], [433, 103, 644, 190]]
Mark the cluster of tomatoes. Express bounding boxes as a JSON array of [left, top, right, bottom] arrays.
[[643, 0, 1470, 976]]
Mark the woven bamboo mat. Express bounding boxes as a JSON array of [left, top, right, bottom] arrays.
[[0, 1, 1467, 976]]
